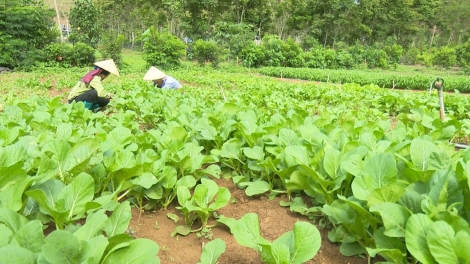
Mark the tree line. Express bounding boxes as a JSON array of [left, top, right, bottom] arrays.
[[94, 0, 470, 49], [2, 0, 470, 71]]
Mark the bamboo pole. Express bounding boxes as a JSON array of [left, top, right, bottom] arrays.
[[53, 0, 63, 42]]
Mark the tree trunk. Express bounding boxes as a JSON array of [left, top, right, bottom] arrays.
[[131, 32, 135, 50], [53, 0, 63, 42], [429, 25, 437, 50]]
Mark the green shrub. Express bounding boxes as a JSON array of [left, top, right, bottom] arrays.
[[457, 40, 470, 73], [432, 46, 457, 69], [384, 44, 403, 65], [363, 45, 389, 69], [142, 27, 186, 68], [302, 48, 325, 69], [99, 33, 125, 67], [44, 42, 73, 66], [192, 39, 222, 68], [323, 49, 337, 68], [282, 38, 305, 67], [260, 35, 284, 67], [336, 51, 355, 69], [348, 42, 366, 65], [402, 47, 420, 64], [240, 42, 265, 68], [68, 0, 101, 47], [416, 51, 434, 67], [69, 42, 96, 66], [0, 2, 57, 69]]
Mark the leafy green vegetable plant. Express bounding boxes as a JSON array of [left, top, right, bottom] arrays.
[[218, 213, 321, 264], [174, 178, 230, 236]]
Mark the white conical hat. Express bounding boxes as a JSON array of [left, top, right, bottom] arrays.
[[143, 66, 166, 80], [94, 59, 120, 76]]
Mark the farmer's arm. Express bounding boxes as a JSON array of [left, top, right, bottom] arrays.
[[90, 76, 111, 98]]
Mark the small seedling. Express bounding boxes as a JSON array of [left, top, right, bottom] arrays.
[[196, 227, 213, 240], [154, 221, 159, 229]]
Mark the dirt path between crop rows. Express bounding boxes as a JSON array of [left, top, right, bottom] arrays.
[[129, 178, 379, 264]]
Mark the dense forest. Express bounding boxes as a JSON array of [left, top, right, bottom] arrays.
[[94, 0, 470, 49], [2, 0, 470, 70]]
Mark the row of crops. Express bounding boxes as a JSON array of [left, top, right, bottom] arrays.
[[258, 67, 470, 92], [1, 67, 470, 263]]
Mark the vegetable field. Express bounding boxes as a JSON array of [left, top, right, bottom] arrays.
[[1, 64, 470, 264]]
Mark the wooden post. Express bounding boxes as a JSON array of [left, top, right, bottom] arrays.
[[53, 0, 63, 42]]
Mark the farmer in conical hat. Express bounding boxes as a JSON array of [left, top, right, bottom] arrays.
[[143, 66, 182, 90], [68, 59, 119, 109]]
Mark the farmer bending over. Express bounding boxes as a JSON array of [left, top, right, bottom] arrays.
[[143, 66, 182, 89], [68, 59, 120, 109]]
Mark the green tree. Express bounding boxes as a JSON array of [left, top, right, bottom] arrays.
[[142, 27, 186, 68], [0, 0, 57, 68], [193, 39, 222, 68], [69, 0, 101, 47]]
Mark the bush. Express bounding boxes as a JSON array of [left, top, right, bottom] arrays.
[[432, 46, 457, 69], [401, 47, 420, 64], [457, 40, 470, 73], [142, 27, 186, 68], [68, 0, 101, 47], [323, 49, 337, 68], [302, 48, 325, 69], [192, 39, 222, 68], [384, 44, 403, 65], [363, 45, 389, 69], [69, 42, 96, 66], [348, 42, 366, 65], [240, 42, 265, 68], [44, 42, 73, 67], [99, 33, 125, 67], [336, 51, 355, 69], [416, 51, 434, 67], [282, 38, 304, 67], [260, 35, 284, 67], [0, 2, 57, 69]]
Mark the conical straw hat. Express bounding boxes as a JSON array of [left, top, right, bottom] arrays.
[[94, 59, 120, 76], [143, 66, 166, 80]]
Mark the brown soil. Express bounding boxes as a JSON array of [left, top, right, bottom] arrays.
[[129, 178, 375, 264]]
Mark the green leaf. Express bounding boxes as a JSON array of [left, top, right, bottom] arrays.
[[13, 219, 44, 253], [242, 146, 265, 161], [209, 187, 231, 210], [427, 221, 459, 264], [245, 181, 270, 196], [103, 238, 159, 264], [284, 146, 310, 166], [410, 138, 438, 170], [233, 213, 265, 250], [167, 213, 179, 223], [220, 138, 243, 162], [171, 225, 191, 237], [0, 208, 29, 232], [352, 153, 397, 201], [132, 173, 157, 189], [80, 235, 109, 264], [405, 214, 436, 264], [56, 173, 95, 221], [278, 128, 299, 147], [104, 201, 132, 237], [323, 148, 342, 179], [43, 230, 82, 264], [198, 238, 226, 264], [370, 202, 411, 237], [0, 224, 13, 247], [74, 209, 108, 241], [0, 245, 35, 264], [290, 222, 321, 263]]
